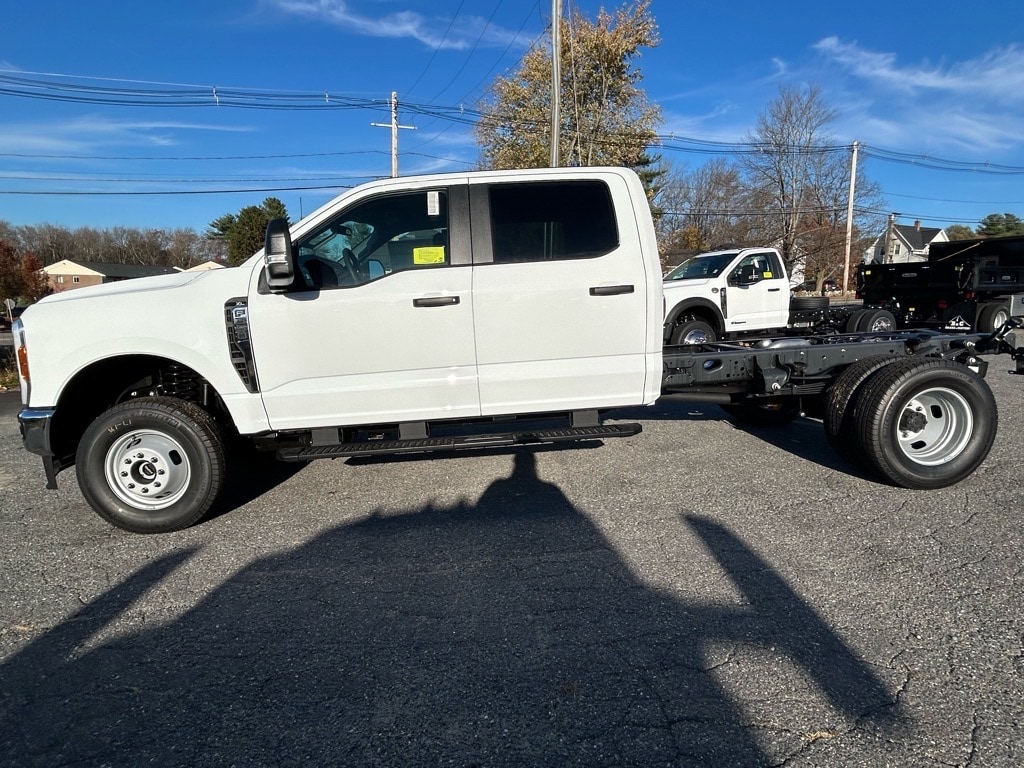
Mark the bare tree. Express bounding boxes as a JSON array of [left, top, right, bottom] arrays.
[[740, 84, 838, 272], [655, 158, 756, 258]]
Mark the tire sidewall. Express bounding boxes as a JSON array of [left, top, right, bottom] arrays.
[[823, 355, 902, 464], [77, 401, 222, 533]]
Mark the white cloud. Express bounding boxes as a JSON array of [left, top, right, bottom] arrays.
[[814, 37, 1024, 101], [810, 37, 1024, 154], [267, 0, 530, 50], [0, 116, 253, 154]]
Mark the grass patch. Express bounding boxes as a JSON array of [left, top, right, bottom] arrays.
[[0, 362, 18, 391]]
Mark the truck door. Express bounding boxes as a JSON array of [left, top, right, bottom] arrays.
[[723, 250, 788, 330], [246, 186, 480, 431], [468, 175, 653, 414]]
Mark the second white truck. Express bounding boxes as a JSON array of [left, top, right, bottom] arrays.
[[662, 247, 896, 344]]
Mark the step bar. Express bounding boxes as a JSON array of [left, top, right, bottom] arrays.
[[277, 422, 642, 462]]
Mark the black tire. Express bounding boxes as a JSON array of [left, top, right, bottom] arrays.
[[977, 302, 1010, 333], [790, 295, 829, 311], [670, 316, 716, 345], [75, 397, 226, 533], [853, 358, 997, 489], [845, 309, 868, 332], [823, 355, 903, 466], [857, 308, 897, 333], [720, 398, 801, 427]]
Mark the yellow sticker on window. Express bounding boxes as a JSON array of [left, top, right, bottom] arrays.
[[413, 246, 446, 265], [763, 272, 773, 278]]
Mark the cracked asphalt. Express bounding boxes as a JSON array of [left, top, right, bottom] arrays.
[[0, 366, 1021, 767]]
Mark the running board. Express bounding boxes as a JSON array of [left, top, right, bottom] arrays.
[[277, 422, 642, 462]]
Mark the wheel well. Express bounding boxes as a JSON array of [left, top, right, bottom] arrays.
[[664, 301, 722, 340], [49, 355, 231, 470]]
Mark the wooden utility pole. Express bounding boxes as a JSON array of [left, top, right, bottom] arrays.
[[550, 0, 561, 167], [371, 92, 415, 177], [842, 141, 858, 294]]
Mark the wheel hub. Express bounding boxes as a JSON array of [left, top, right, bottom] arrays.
[[895, 387, 973, 466], [105, 430, 191, 510]]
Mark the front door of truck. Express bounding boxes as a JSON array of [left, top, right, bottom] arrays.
[[247, 185, 480, 431], [723, 251, 788, 331]]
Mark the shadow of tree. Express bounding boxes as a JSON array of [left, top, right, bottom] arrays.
[[0, 451, 900, 767]]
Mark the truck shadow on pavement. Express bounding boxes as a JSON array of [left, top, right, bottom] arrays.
[[613, 400, 872, 479], [0, 451, 901, 767]]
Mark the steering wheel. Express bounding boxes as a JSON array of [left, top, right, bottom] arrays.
[[341, 247, 359, 284]]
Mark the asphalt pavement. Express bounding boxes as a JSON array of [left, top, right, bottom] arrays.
[[0, 374, 1021, 767]]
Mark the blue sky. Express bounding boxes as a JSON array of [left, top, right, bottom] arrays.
[[1, 0, 1022, 235]]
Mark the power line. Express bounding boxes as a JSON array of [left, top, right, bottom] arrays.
[[404, 0, 467, 97]]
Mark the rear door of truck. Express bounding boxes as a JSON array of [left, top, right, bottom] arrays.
[[468, 170, 656, 415]]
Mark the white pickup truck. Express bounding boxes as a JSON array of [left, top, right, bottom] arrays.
[[14, 167, 1017, 532], [662, 247, 894, 345]]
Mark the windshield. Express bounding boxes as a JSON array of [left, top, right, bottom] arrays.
[[664, 252, 738, 281]]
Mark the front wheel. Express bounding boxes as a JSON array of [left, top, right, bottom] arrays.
[[75, 397, 227, 533], [670, 316, 716, 345], [853, 358, 997, 489]]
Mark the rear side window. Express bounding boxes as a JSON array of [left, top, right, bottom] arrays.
[[488, 180, 619, 263]]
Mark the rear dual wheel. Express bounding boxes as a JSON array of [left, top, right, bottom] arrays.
[[977, 302, 1010, 333], [825, 357, 997, 489]]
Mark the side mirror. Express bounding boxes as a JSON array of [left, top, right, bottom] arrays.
[[730, 269, 760, 287], [367, 259, 385, 280], [264, 218, 294, 292]]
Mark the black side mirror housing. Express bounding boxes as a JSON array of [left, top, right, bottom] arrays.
[[264, 218, 294, 292]]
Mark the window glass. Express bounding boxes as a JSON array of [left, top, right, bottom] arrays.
[[488, 181, 618, 263], [730, 252, 780, 283], [296, 190, 449, 289]]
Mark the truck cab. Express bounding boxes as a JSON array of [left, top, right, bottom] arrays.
[[16, 166, 664, 532], [663, 248, 790, 344]]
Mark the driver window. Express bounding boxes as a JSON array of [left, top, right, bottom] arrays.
[[730, 252, 777, 284], [296, 189, 449, 290]]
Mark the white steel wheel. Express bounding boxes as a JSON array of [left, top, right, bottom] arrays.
[[893, 387, 973, 466], [852, 358, 997, 489], [104, 429, 193, 510], [76, 397, 226, 533]]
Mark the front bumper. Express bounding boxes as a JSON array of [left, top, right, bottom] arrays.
[[18, 407, 60, 489]]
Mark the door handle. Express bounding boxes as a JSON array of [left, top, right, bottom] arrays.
[[413, 295, 460, 308], [589, 284, 635, 296], [767, 287, 781, 292]]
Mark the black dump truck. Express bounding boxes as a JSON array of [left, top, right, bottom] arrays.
[[856, 234, 1024, 333]]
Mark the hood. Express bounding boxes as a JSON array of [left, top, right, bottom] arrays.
[[663, 277, 711, 290], [35, 270, 209, 306]]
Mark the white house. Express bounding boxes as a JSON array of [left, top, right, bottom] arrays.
[[864, 220, 948, 263]]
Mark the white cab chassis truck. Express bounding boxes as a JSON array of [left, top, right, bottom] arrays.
[[662, 247, 889, 347], [14, 168, 1023, 532]]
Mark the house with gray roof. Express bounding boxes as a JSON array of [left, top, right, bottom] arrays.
[[864, 220, 948, 264]]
